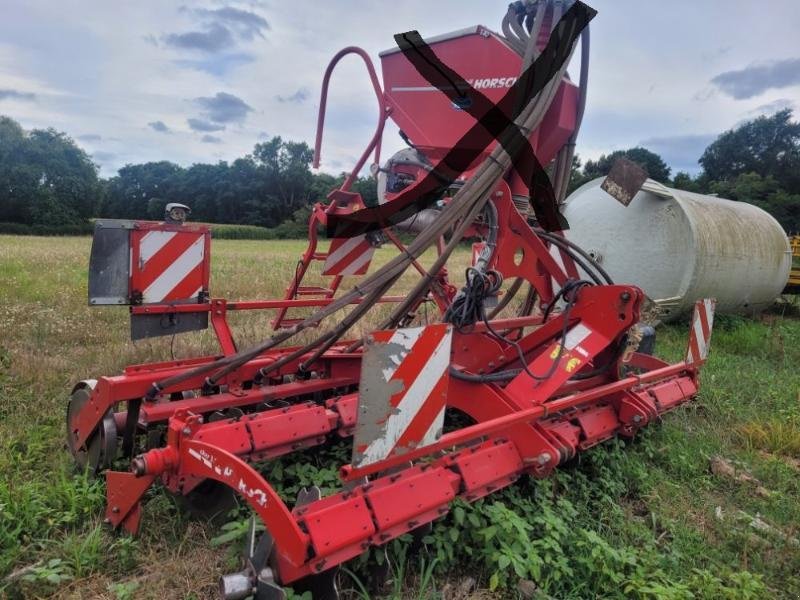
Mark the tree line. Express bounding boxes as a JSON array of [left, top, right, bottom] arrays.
[[568, 109, 800, 233], [0, 115, 377, 236], [0, 109, 798, 235]]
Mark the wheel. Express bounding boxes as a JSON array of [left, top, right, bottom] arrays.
[[66, 381, 117, 475]]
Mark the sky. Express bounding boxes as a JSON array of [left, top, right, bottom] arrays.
[[0, 1, 799, 178]]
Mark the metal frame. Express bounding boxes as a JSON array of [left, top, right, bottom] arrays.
[[68, 21, 719, 597]]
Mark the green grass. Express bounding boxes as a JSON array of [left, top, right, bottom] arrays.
[[205, 223, 275, 240], [0, 235, 798, 598]]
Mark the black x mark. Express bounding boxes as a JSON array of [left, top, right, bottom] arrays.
[[327, 1, 595, 238]]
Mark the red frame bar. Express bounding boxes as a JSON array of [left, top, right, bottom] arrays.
[[139, 376, 356, 423], [131, 295, 407, 315], [112, 352, 702, 580], [313, 46, 389, 190], [341, 360, 694, 480]]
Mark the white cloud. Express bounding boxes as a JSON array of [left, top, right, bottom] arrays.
[[0, 0, 797, 179]]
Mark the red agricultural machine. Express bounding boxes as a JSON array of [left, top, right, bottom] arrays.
[[69, 1, 717, 598]]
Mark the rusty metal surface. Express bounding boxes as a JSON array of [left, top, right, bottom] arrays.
[[88, 222, 131, 305], [351, 325, 452, 468], [600, 158, 649, 206]]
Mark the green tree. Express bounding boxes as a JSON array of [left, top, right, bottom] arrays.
[[0, 116, 29, 223], [695, 109, 800, 232], [348, 174, 379, 207], [223, 157, 269, 225], [582, 147, 671, 183], [709, 172, 800, 233], [176, 162, 231, 224], [699, 109, 800, 190], [671, 171, 702, 193], [566, 154, 588, 195], [0, 116, 101, 225], [102, 161, 183, 220], [252, 136, 314, 209]]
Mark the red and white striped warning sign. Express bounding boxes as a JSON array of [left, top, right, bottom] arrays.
[[132, 229, 208, 303], [322, 234, 375, 276], [686, 298, 716, 364], [352, 324, 452, 467]]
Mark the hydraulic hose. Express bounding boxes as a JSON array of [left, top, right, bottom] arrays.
[[147, 0, 585, 396], [534, 227, 613, 284]]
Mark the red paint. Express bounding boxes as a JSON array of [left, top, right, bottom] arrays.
[[128, 225, 210, 303], [77, 16, 719, 593]]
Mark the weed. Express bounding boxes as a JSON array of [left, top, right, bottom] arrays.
[[1, 235, 798, 598], [738, 419, 800, 457], [21, 558, 73, 586], [108, 580, 140, 600]]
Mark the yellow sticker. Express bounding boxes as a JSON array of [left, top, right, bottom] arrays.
[[565, 357, 582, 373], [549, 345, 560, 359]]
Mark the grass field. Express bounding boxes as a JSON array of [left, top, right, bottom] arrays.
[[1, 235, 799, 599]]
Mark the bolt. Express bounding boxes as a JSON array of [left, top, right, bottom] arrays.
[[131, 457, 146, 476], [632, 414, 643, 424], [537, 452, 552, 466], [112, 506, 120, 514], [620, 291, 631, 302], [182, 426, 192, 436]]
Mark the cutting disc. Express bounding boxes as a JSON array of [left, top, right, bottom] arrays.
[[66, 382, 117, 475]]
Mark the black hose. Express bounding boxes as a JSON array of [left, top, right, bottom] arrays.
[[447, 278, 592, 385], [487, 277, 524, 319], [444, 267, 504, 331], [448, 366, 522, 383], [536, 228, 614, 285], [146, 0, 584, 397], [520, 278, 591, 381]]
